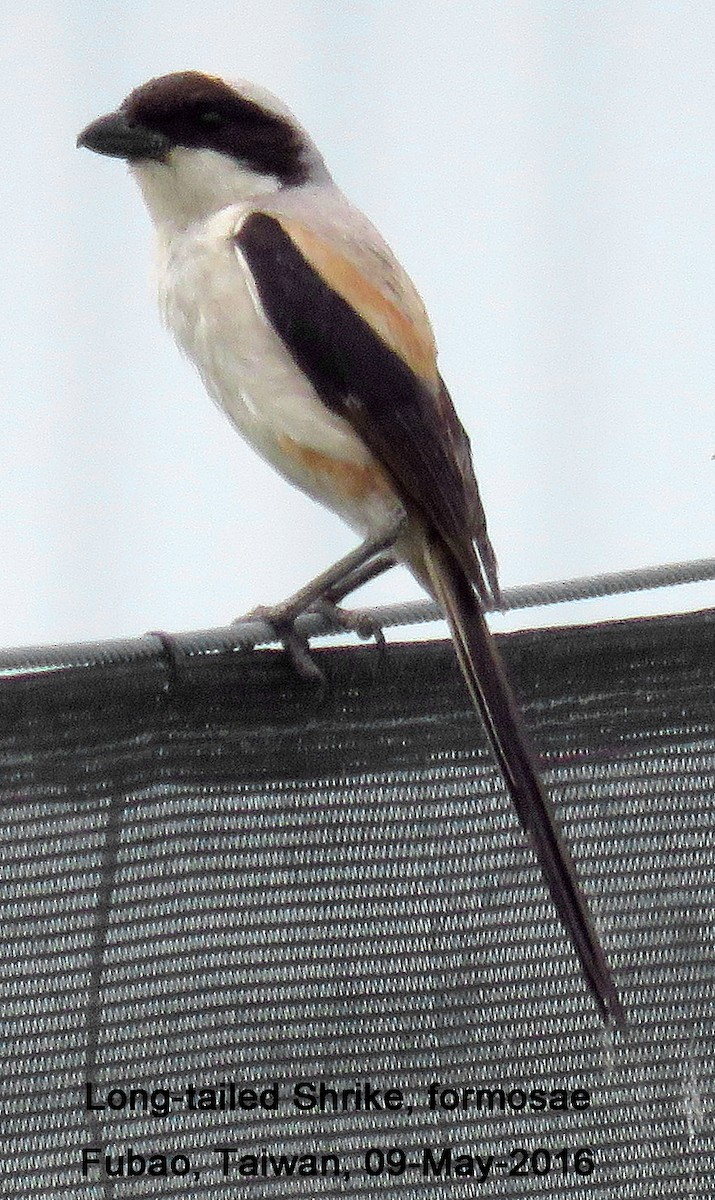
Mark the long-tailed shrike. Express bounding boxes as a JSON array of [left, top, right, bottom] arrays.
[[78, 71, 624, 1026]]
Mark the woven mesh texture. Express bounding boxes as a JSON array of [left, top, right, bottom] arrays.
[[1, 609, 714, 1198]]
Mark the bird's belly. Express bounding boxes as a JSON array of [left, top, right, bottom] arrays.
[[159, 222, 399, 535]]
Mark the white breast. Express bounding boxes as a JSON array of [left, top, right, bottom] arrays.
[[155, 206, 389, 529]]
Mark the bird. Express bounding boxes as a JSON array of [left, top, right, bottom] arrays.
[[77, 70, 624, 1027]]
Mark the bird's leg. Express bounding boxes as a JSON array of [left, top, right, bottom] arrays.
[[320, 550, 397, 606], [307, 549, 397, 645], [241, 510, 407, 624], [237, 510, 407, 679]]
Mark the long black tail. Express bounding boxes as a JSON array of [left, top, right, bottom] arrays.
[[423, 536, 625, 1028]]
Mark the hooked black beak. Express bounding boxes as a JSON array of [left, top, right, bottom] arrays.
[[77, 110, 170, 162]]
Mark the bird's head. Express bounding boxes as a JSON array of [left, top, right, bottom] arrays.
[[77, 71, 331, 229]]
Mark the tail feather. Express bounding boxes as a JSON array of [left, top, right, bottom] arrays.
[[422, 536, 625, 1028]]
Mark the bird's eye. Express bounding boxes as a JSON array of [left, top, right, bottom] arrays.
[[197, 109, 225, 127]]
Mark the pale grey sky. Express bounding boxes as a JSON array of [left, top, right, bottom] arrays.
[[2, 2, 713, 648]]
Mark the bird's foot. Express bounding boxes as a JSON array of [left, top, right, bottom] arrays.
[[234, 597, 386, 683], [235, 603, 325, 684], [309, 597, 387, 649]]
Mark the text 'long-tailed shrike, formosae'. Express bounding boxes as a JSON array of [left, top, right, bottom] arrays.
[[78, 71, 625, 1027]]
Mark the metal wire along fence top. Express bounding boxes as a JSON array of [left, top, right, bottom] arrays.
[[1, 556, 713, 679]]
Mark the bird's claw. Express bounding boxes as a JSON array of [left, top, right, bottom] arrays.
[[234, 604, 326, 684], [311, 598, 387, 649], [234, 597, 386, 683], [273, 619, 325, 684]]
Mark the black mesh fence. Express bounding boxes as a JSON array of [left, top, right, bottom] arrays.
[[1, 608, 714, 1197]]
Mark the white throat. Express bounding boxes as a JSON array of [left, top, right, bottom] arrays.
[[130, 146, 282, 232]]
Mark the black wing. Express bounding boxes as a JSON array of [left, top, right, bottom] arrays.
[[236, 211, 499, 604]]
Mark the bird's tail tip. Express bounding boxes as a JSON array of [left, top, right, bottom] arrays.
[[422, 533, 625, 1029]]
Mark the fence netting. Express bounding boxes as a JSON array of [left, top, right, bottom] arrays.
[[1, 607, 714, 1198]]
